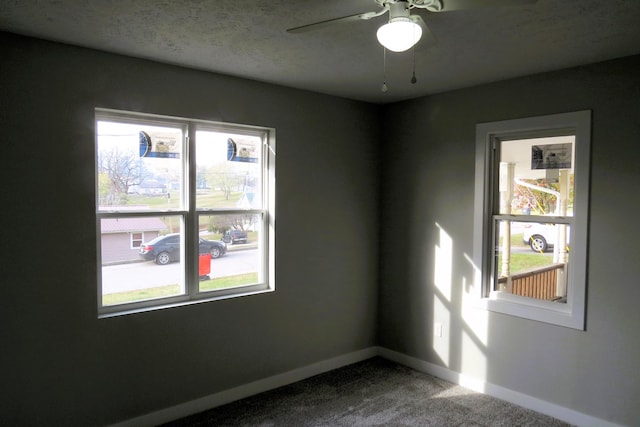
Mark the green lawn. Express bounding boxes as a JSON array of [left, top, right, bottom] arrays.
[[502, 253, 554, 273], [126, 190, 243, 209], [511, 232, 525, 247], [102, 272, 259, 306], [195, 191, 243, 209], [103, 284, 180, 306], [199, 272, 258, 291], [500, 232, 554, 274]]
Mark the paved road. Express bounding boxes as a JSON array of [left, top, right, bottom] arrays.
[[102, 248, 258, 294]]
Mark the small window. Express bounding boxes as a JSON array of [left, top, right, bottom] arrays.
[[96, 109, 275, 316], [473, 111, 590, 329], [130, 232, 144, 249]]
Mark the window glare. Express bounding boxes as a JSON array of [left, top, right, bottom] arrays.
[[198, 213, 262, 293], [499, 137, 575, 217], [97, 121, 183, 211], [494, 220, 570, 303], [195, 131, 262, 210], [100, 216, 185, 306]]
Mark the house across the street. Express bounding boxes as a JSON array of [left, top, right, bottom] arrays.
[[100, 217, 168, 264]]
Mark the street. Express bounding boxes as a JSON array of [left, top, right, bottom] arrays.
[[102, 248, 259, 294]]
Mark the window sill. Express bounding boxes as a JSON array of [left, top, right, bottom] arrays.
[[477, 291, 583, 330], [99, 286, 274, 319]]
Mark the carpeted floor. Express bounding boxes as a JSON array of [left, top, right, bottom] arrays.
[[163, 357, 570, 426]]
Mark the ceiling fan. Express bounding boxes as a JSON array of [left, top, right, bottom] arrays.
[[287, 0, 537, 53]]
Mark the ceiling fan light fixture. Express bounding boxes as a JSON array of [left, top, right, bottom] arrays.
[[376, 17, 422, 52]]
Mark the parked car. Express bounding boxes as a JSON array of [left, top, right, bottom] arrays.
[[522, 223, 570, 252], [139, 233, 227, 265], [222, 229, 248, 245]]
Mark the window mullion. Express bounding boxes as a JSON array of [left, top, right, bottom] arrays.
[[487, 137, 501, 297], [493, 214, 573, 225], [186, 123, 198, 296]]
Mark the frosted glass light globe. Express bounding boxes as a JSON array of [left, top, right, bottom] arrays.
[[377, 19, 422, 52]]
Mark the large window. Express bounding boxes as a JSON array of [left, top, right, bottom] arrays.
[[96, 109, 275, 316], [473, 111, 590, 329]]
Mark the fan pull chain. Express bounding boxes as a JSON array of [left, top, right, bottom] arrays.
[[381, 47, 388, 92], [411, 30, 417, 84]]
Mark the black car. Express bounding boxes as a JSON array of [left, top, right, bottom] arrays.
[[139, 233, 227, 265], [222, 229, 248, 244]]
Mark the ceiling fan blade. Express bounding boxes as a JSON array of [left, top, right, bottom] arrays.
[[438, 0, 537, 12], [287, 11, 380, 34]]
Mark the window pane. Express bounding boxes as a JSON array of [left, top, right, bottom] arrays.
[[499, 137, 575, 216], [131, 232, 143, 248], [97, 121, 184, 211], [100, 216, 185, 306], [195, 130, 262, 210], [198, 213, 261, 292], [494, 220, 570, 302]]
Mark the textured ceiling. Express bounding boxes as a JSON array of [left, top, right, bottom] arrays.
[[1, 0, 639, 103]]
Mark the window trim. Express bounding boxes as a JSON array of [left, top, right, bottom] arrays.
[[95, 109, 276, 317], [473, 111, 590, 330], [130, 232, 144, 249]]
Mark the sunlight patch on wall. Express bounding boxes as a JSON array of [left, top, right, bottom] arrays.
[[460, 254, 489, 385], [434, 223, 452, 302], [432, 223, 453, 367]]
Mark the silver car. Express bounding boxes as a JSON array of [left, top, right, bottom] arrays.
[[522, 223, 570, 252]]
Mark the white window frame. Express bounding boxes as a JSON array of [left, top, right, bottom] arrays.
[[130, 231, 144, 249], [473, 111, 590, 329], [96, 109, 276, 317]]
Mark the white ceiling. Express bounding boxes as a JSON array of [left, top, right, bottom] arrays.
[[1, 0, 639, 104]]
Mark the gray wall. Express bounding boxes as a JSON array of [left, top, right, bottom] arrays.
[[1, 32, 380, 425], [378, 55, 640, 425], [3, 29, 639, 426]]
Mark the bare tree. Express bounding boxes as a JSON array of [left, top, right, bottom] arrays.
[[206, 162, 244, 200], [98, 147, 150, 204]]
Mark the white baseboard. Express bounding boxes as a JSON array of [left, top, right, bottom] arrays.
[[110, 347, 378, 427], [112, 346, 621, 427], [377, 347, 624, 427]]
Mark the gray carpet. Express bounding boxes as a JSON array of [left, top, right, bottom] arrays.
[[163, 357, 570, 426]]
